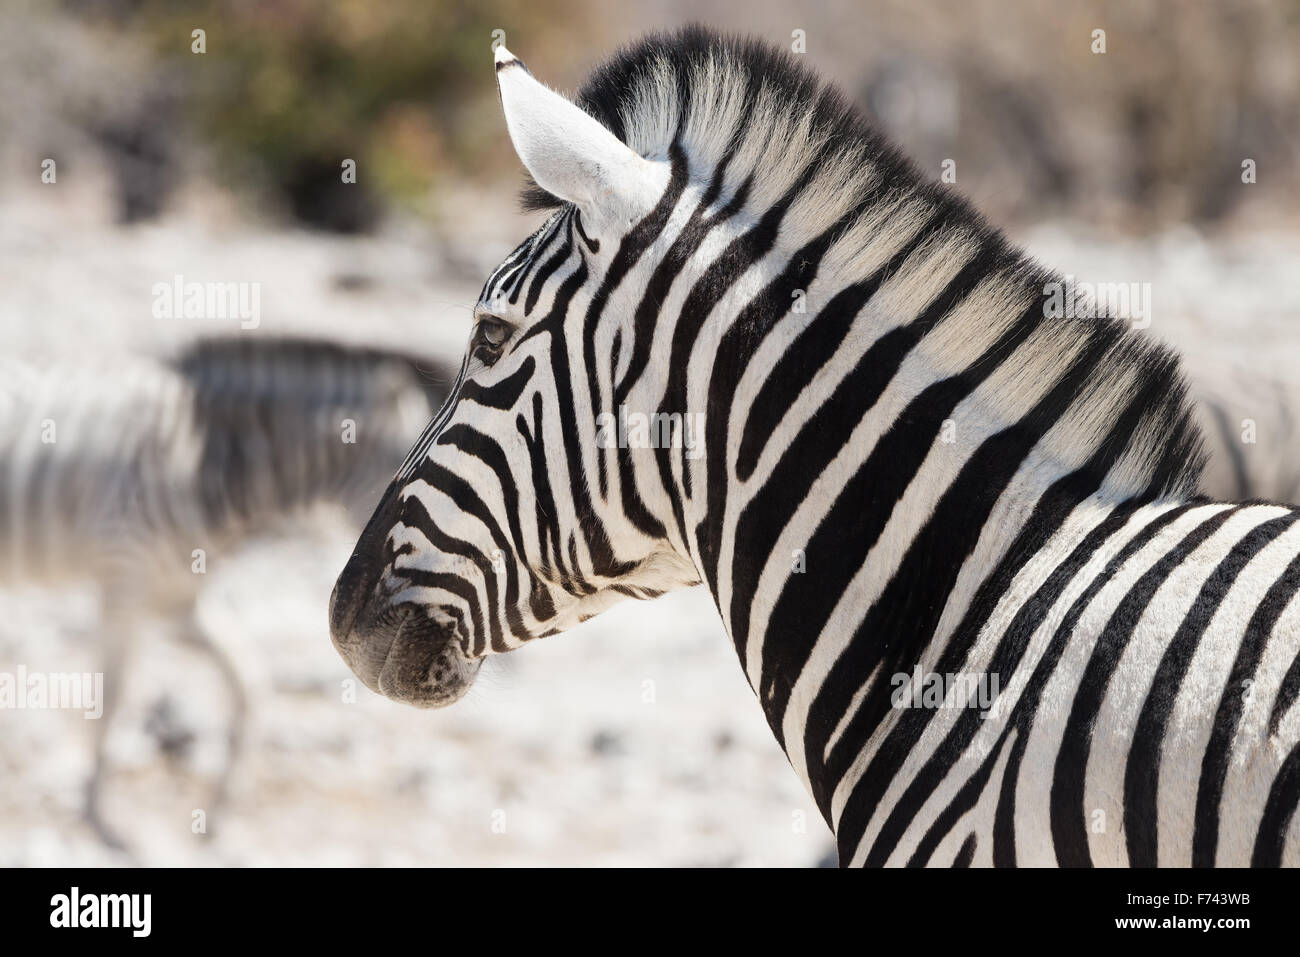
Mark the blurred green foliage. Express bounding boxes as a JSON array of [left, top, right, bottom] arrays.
[[60, 0, 1300, 233], [86, 0, 580, 226]]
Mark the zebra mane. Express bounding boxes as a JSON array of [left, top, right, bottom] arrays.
[[171, 336, 452, 529], [522, 25, 1205, 499], [172, 336, 450, 412]]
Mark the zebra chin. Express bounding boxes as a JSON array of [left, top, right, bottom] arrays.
[[329, 602, 481, 709]]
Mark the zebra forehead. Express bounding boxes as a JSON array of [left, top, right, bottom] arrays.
[[479, 208, 573, 309]]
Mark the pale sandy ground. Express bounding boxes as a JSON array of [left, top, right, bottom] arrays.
[[2, 177, 1299, 867], [2, 532, 824, 867]]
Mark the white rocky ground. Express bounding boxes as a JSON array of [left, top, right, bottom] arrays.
[[2, 177, 1298, 867], [2, 529, 826, 867]]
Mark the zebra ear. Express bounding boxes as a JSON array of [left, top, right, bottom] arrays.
[[494, 44, 660, 217]]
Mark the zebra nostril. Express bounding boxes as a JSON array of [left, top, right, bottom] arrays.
[[332, 598, 472, 708], [374, 609, 475, 708]]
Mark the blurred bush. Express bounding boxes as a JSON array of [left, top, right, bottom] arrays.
[[25, 0, 1300, 235], [69, 0, 583, 230], [851, 0, 1300, 230]]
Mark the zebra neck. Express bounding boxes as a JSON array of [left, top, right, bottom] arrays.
[[680, 236, 1203, 823]]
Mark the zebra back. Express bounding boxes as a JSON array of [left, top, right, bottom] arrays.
[[0, 337, 451, 586]]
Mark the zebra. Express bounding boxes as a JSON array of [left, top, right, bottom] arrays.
[[329, 28, 1300, 866], [1182, 354, 1300, 504], [1, 336, 449, 851]]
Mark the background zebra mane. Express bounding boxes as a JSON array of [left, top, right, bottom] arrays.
[[173, 336, 450, 411], [519, 25, 1206, 500], [172, 336, 451, 525]]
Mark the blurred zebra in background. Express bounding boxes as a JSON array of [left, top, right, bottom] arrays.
[[0, 337, 450, 851], [1184, 355, 1300, 504]]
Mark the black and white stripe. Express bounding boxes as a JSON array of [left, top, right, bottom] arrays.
[[331, 28, 1300, 866]]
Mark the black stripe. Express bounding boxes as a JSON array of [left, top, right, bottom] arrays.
[[660, 150, 845, 555], [1194, 546, 1300, 865], [734, 209, 941, 482], [614, 155, 737, 407], [438, 422, 557, 624], [1049, 505, 1242, 867], [905, 503, 1198, 866], [952, 832, 977, 867], [508, 212, 567, 306], [523, 214, 576, 318], [792, 289, 1073, 798], [517, 394, 588, 594], [830, 328, 1119, 862], [854, 360, 1181, 866], [650, 174, 759, 546], [1269, 646, 1300, 739], [696, 194, 891, 594], [484, 236, 533, 301], [459, 356, 535, 410], [1125, 510, 1299, 866], [390, 506, 491, 653], [725, 239, 1007, 675], [574, 213, 600, 254], [1251, 739, 1300, 865], [526, 262, 638, 582], [406, 459, 524, 654], [588, 142, 689, 499]]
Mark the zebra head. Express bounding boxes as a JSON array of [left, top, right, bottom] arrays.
[[330, 37, 719, 707]]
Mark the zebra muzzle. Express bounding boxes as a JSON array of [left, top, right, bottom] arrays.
[[331, 599, 472, 709], [330, 483, 477, 707]]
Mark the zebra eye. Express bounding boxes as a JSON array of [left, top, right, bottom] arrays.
[[473, 317, 510, 360]]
